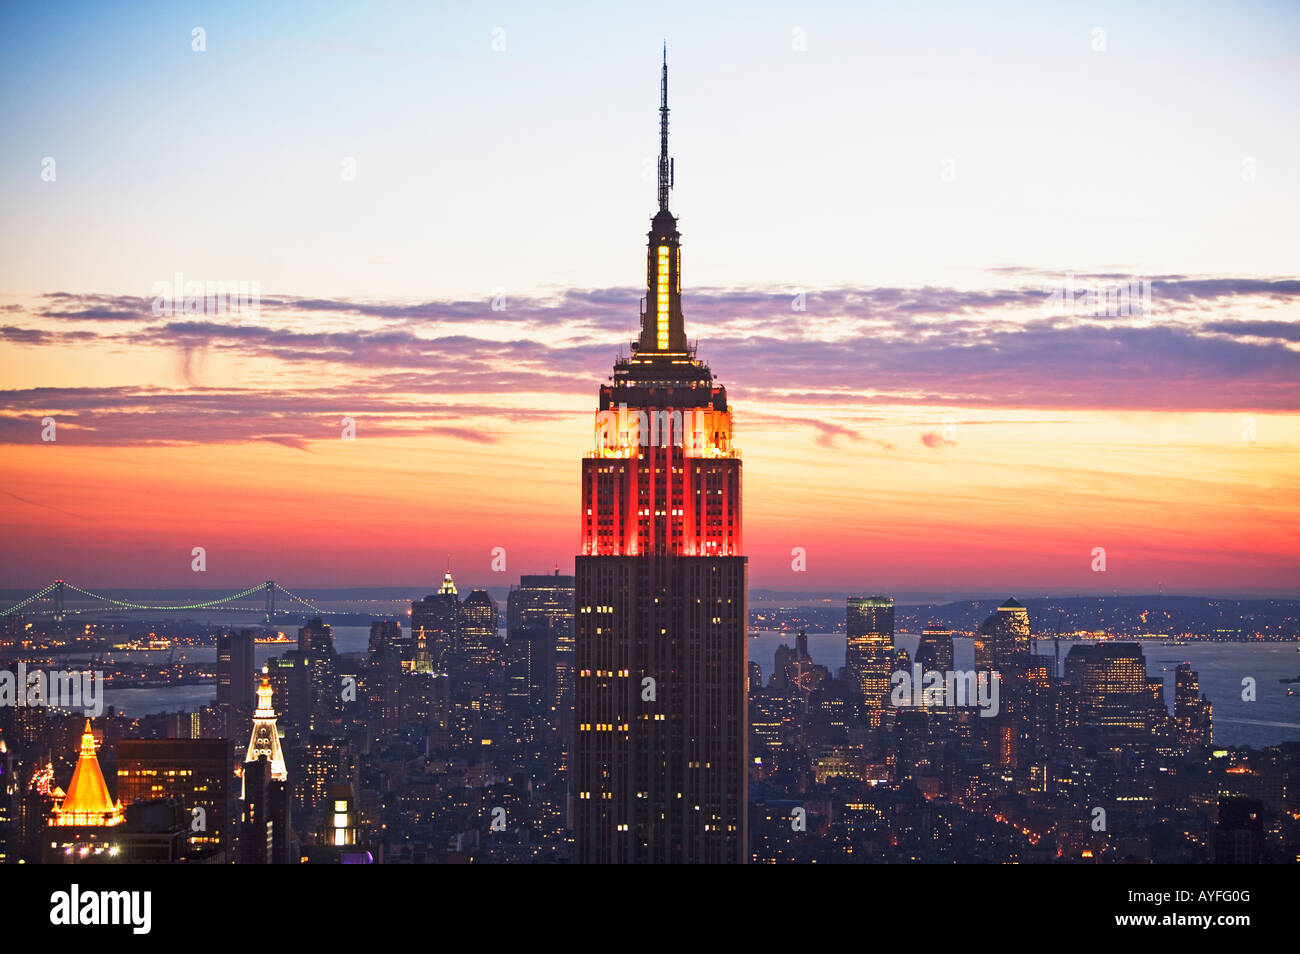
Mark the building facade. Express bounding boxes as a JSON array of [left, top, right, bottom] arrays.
[[574, 51, 747, 863]]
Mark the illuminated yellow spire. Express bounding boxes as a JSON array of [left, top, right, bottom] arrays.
[[51, 719, 123, 827], [638, 48, 688, 356]]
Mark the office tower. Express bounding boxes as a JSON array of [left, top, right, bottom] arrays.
[[846, 596, 894, 713], [116, 738, 233, 860], [298, 618, 341, 733], [294, 734, 354, 834], [241, 755, 293, 864], [368, 620, 401, 655], [509, 571, 576, 712], [575, 51, 747, 863], [411, 571, 461, 671], [265, 653, 310, 748], [366, 629, 403, 736], [974, 598, 1031, 680], [217, 629, 256, 738], [1063, 643, 1151, 734], [45, 720, 124, 862], [915, 624, 955, 673], [504, 625, 550, 711], [1174, 663, 1213, 747], [460, 589, 502, 672]]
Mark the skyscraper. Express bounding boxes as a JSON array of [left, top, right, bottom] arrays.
[[244, 667, 288, 785], [507, 571, 576, 715], [915, 624, 955, 673], [116, 738, 232, 861], [298, 618, 341, 733], [241, 669, 293, 864], [574, 49, 747, 864], [974, 598, 1031, 681], [846, 596, 894, 715], [411, 571, 461, 672], [217, 629, 255, 738], [1174, 662, 1213, 747], [1063, 642, 1151, 734]]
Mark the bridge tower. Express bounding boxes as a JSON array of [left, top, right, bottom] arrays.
[[264, 580, 275, 624], [53, 579, 65, 621]]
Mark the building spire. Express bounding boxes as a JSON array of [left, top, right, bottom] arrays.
[[658, 42, 672, 212], [51, 719, 123, 827]]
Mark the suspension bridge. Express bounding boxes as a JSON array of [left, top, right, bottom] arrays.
[[0, 580, 330, 622]]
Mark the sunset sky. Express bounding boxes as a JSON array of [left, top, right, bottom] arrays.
[[1, 1, 1297, 596]]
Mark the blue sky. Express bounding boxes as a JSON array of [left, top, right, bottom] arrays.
[[2, 0, 1298, 301]]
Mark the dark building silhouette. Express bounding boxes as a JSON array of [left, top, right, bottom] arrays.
[[574, 49, 747, 863], [1213, 797, 1264, 863], [217, 629, 255, 738], [241, 755, 293, 864], [116, 737, 232, 861], [915, 624, 955, 673], [1174, 662, 1213, 747]]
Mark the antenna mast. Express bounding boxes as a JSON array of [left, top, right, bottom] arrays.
[[658, 43, 671, 212]]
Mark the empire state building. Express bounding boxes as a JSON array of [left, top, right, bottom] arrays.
[[574, 49, 747, 863]]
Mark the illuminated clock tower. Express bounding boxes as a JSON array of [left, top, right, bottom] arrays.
[[574, 48, 747, 864], [244, 666, 287, 784]]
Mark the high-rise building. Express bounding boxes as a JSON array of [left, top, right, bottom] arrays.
[[574, 50, 747, 863], [916, 624, 955, 673], [240, 670, 293, 864], [1174, 662, 1213, 747], [264, 653, 310, 748], [244, 668, 288, 785], [368, 620, 401, 656], [298, 618, 341, 733], [217, 629, 256, 738], [460, 589, 501, 672], [411, 571, 461, 672], [508, 571, 576, 712], [846, 596, 894, 713], [974, 598, 1031, 680], [116, 738, 232, 861], [1063, 643, 1151, 734]]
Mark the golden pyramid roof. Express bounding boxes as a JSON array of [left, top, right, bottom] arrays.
[[51, 719, 123, 827]]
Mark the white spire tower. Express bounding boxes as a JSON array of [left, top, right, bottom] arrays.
[[244, 665, 287, 782]]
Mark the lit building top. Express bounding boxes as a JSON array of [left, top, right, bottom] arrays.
[[245, 666, 288, 781], [51, 720, 124, 828], [581, 46, 742, 560]]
